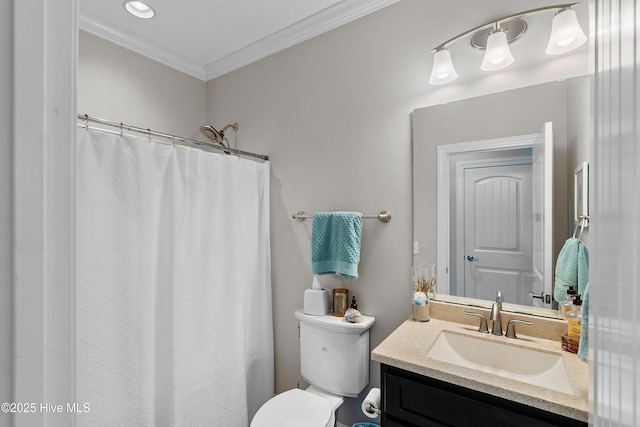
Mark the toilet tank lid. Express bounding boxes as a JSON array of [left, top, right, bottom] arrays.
[[295, 309, 375, 333]]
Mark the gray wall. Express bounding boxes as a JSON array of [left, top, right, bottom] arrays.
[[77, 31, 207, 138], [567, 76, 592, 245], [1, 1, 13, 424]]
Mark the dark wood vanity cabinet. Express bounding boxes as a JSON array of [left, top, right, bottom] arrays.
[[381, 364, 587, 427]]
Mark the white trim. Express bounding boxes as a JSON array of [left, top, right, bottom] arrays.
[[541, 122, 554, 304], [573, 161, 589, 225], [79, 10, 206, 81], [204, 0, 399, 80], [80, 0, 399, 81], [0, 0, 12, 412], [436, 134, 537, 296], [13, 0, 77, 425]]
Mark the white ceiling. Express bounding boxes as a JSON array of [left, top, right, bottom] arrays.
[[79, 0, 399, 81], [79, 0, 590, 84]]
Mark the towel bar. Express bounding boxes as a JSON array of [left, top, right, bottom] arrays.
[[292, 210, 391, 223]]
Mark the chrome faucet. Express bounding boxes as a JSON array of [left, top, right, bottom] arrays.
[[505, 319, 534, 339], [490, 291, 503, 336], [464, 311, 489, 333]]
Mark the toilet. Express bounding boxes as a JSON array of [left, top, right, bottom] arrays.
[[251, 308, 375, 427]]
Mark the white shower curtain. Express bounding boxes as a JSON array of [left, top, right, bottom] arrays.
[[76, 130, 273, 426]]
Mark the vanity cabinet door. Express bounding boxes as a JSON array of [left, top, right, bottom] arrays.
[[381, 364, 586, 427]]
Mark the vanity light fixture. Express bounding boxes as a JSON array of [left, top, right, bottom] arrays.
[[428, 3, 586, 85], [480, 27, 515, 71], [124, 1, 155, 19], [428, 48, 458, 85], [546, 7, 588, 54]]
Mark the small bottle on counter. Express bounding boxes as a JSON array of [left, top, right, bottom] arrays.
[[350, 296, 358, 310], [566, 294, 583, 340], [561, 285, 578, 318]]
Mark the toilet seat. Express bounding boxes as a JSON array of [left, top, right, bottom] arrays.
[[251, 388, 334, 427]]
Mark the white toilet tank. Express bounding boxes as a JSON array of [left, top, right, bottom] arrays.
[[294, 309, 375, 398]]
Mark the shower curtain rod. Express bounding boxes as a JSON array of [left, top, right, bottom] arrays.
[[77, 114, 269, 161]]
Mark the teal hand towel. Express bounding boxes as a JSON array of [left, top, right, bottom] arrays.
[[577, 243, 589, 296], [553, 238, 590, 303], [578, 283, 589, 363], [311, 212, 363, 281]]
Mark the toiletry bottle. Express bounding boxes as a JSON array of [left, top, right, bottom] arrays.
[[566, 294, 583, 339], [350, 296, 358, 310], [332, 289, 349, 317], [561, 285, 578, 318]]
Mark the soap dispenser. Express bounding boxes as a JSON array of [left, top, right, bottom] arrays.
[[566, 294, 583, 339], [561, 285, 578, 318]]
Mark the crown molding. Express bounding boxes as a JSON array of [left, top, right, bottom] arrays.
[[80, 0, 399, 82], [79, 9, 207, 81], [204, 0, 399, 80]]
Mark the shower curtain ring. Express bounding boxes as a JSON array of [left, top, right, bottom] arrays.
[[83, 114, 89, 130], [120, 123, 123, 137], [147, 130, 152, 143]]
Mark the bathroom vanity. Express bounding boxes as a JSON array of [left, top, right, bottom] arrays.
[[372, 302, 588, 427]]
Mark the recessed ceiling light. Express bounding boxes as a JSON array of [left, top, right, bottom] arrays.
[[123, 1, 155, 19]]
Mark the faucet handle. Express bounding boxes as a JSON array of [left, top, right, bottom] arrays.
[[464, 311, 489, 333], [505, 319, 534, 339]]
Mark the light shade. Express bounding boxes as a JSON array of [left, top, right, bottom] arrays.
[[545, 8, 587, 55], [481, 30, 514, 71], [429, 48, 458, 85], [124, 1, 155, 19]]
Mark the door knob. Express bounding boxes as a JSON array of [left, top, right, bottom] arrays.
[[466, 255, 478, 261], [529, 292, 551, 304]]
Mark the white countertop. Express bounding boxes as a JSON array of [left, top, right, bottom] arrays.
[[372, 315, 589, 422]]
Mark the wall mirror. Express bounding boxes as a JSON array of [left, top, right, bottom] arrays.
[[412, 76, 591, 320]]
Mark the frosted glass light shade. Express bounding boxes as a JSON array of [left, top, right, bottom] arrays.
[[546, 8, 587, 54], [481, 30, 514, 71], [429, 49, 458, 85]]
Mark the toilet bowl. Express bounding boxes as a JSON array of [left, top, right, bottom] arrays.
[[251, 309, 375, 426], [251, 386, 342, 427]]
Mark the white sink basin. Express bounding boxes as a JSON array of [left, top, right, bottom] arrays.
[[426, 331, 573, 394]]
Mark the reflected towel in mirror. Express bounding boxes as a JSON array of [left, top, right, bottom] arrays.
[[553, 237, 589, 303], [578, 283, 589, 363]]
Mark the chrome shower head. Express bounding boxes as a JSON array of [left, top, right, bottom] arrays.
[[199, 123, 239, 148], [199, 125, 223, 144]]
